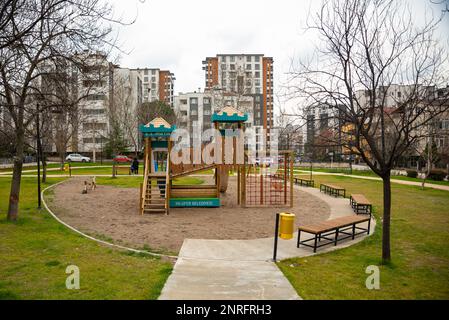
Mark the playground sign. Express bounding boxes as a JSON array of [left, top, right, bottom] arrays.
[[170, 198, 220, 208]]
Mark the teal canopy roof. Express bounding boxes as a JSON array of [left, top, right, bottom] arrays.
[[211, 106, 248, 123], [139, 117, 175, 138]]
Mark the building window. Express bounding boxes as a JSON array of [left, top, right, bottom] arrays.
[[255, 64, 260, 70], [246, 64, 251, 70], [144, 70, 149, 75], [203, 97, 211, 104], [86, 94, 106, 101], [255, 71, 260, 78], [246, 56, 252, 62], [190, 97, 198, 104], [255, 87, 261, 94], [230, 56, 235, 62], [230, 64, 235, 70], [84, 122, 106, 130], [83, 108, 105, 115], [221, 64, 226, 70]]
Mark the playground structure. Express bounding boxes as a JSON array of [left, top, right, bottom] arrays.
[[139, 106, 293, 215]]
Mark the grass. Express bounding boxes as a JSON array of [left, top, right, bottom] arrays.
[[291, 167, 449, 186], [0, 177, 173, 299], [278, 174, 449, 299]]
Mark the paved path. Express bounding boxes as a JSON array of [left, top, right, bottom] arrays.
[[295, 170, 449, 192], [159, 186, 375, 300]]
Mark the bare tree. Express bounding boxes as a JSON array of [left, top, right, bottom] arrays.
[[287, 0, 449, 262], [0, 0, 126, 221]]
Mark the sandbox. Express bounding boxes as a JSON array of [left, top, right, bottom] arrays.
[[48, 177, 330, 254]]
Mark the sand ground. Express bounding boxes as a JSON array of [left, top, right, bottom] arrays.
[[49, 176, 330, 254]]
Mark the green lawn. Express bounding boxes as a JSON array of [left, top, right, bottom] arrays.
[[0, 177, 173, 299], [278, 175, 449, 299]]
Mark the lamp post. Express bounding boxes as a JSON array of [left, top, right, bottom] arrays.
[[36, 103, 42, 209]]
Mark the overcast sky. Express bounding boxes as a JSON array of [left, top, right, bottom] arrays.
[[109, 0, 448, 112]]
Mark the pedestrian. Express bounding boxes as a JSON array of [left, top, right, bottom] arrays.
[[132, 157, 139, 175]]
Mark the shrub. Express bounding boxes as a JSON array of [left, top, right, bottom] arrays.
[[406, 169, 418, 178], [428, 169, 447, 181]]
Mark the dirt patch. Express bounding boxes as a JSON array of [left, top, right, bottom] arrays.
[[49, 176, 330, 254]]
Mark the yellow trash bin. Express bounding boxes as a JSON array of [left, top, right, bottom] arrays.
[[279, 212, 295, 240], [64, 163, 69, 172]]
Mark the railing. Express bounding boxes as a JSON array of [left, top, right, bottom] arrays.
[[141, 148, 149, 215], [165, 152, 170, 214]]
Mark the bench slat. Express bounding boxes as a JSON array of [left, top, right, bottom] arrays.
[[351, 194, 371, 205], [298, 215, 370, 234]]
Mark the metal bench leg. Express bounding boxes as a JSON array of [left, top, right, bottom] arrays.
[[352, 223, 356, 239], [334, 228, 339, 246], [367, 218, 371, 235], [297, 230, 301, 248], [313, 234, 318, 253]]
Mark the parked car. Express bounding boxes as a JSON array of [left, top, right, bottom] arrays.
[[113, 155, 132, 163], [255, 157, 273, 167], [65, 153, 91, 163]]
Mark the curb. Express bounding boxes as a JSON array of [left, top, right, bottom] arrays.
[[41, 179, 178, 260]]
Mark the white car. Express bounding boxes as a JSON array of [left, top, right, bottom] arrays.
[[65, 153, 91, 163]]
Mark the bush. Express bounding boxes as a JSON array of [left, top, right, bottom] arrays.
[[428, 169, 447, 181], [406, 169, 418, 178]]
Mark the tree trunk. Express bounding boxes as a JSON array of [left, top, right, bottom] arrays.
[[382, 173, 392, 263], [7, 131, 25, 221]]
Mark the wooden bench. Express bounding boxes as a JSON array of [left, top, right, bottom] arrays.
[[294, 177, 314, 187], [350, 194, 372, 214], [320, 183, 346, 197], [114, 165, 131, 175], [297, 214, 371, 252]]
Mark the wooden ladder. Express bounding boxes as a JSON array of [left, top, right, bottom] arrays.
[[142, 173, 167, 214], [141, 149, 170, 215]]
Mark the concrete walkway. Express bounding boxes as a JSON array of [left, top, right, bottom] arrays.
[[295, 170, 449, 192], [159, 186, 375, 300]]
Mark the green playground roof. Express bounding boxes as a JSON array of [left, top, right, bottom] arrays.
[[139, 117, 175, 137], [211, 106, 248, 123]]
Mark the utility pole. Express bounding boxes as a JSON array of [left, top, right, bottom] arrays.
[[36, 104, 42, 209]]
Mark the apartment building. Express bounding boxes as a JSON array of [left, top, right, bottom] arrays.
[[202, 54, 274, 144], [132, 68, 175, 106], [77, 52, 112, 151], [174, 90, 267, 152]]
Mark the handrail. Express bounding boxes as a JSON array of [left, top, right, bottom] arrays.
[[141, 146, 149, 215], [165, 151, 170, 214]]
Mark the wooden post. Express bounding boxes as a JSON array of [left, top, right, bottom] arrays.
[[284, 152, 287, 204], [166, 139, 172, 215], [290, 152, 294, 208], [237, 166, 241, 205], [139, 182, 143, 213], [242, 154, 246, 207]]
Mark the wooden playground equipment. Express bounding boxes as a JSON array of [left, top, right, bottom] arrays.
[[139, 107, 294, 215]]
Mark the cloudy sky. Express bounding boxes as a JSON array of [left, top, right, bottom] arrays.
[[109, 0, 448, 112]]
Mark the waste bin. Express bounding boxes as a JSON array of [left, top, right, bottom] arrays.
[[279, 212, 295, 240]]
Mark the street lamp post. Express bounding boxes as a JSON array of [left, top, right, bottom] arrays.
[[36, 104, 42, 209]]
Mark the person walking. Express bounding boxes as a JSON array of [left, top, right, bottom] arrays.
[[131, 157, 139, 175]]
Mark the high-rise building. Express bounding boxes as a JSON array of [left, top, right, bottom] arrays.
[[132, 68, 175, 106], [202, 54, 274, 145]]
